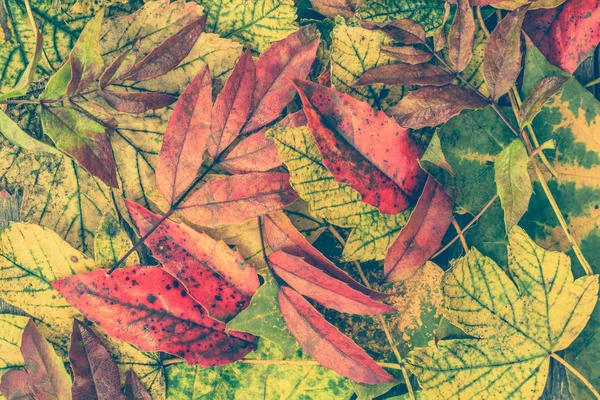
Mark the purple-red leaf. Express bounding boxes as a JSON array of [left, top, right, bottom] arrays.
[[384, 177, 454, 282], [179, 172, 299, 227], [0, 370, 35, 400], [122, 16, 207, 82], [356, 63, 455, 87], [262, 212, 389, 300], [126, 200, 260, 321], [294, 79, 425, 214], [278, 287, 396, 384], [381, 46, 433, 65], [208, 50, 255, 158], [269, 251, 395, 315], [242, 25, 320, 133], [69, 320, 123, 400], [125, 370, 151, 400], [102, 90, 177, 114], [156, 67, 212, 205], [309, 0, 360, 18], [219, 129, 282, 174], [484, 5, 530, 100], [52, 267, 257, 367], [360, 20, 426, 44], [448, 0, 476, 72], [388, 85, 489, 129]]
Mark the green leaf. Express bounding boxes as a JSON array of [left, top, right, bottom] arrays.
[[267, 126, 409, 262], [197, 0, 298, 52], [0, 109, 60, 154], [495, 139, 532, 231], [353, 0, 447, 33], [227, 270, 297, 356], [66, 10, 104, 95], [93, 213, 139, 268], [40, 63, 72, 100], [407, 227, 599, 399]]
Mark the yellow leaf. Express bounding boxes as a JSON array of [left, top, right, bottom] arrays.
[[0, 314, 28, 376], [493, 0, 566, 10], [94, 213, 139, 267]]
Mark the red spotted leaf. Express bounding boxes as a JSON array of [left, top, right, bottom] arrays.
[[448, 0, 476, 72], [384, 177, 454, 282], [263, 212, 389, 300], [381, 46, 433, 65], [360, 19, 426, 45], [278, 287, 396, 384], [122, 16, 207, 82], [219, 129, 282, 174], [125, 371, 151, 400], [356, 63, 455, 87], [156, 67, 212, 205], [208, 50, 255, 158], [52, 267, 257, 367], [269, 251, 395, 315], [0, 370, 35, 400], [179, 172, 299, 227], [102, 90, 177, 114], [242, 25, 320, 133], [523, 0, 600, 74], [126, 200, 260, 321], [69, 320, 123, 400], [294, 79, 425, 214]]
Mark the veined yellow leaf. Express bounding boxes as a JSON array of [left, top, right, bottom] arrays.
[[94, 213, 139, 267]]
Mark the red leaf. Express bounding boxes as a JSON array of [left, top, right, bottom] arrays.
[[52, 267, 257, 367], [125, 370, 151, 400], [448, 0, 476, 72], [278, 287, 396, 384], [384, 177, 454, 282], [102, 90, 177, 114], [294, 79, 425, 214], [126, 200, 260, 321], [269, 251, 395, 315], [242, 25, 320, 133], [523, 0, 600, 74], [484, 5, 529, 100], [262, 213, 389, 300], [156, 67, 212, 205], [179, 172, 299, 227], [0, 370, 35, 400], [219, 129, 282, 174], [122, 16, 207, 82], [280, 110, 307, 128], [356, 63, 455, 87], [208, 50, 255, 158], [69, 320, 124, 400]]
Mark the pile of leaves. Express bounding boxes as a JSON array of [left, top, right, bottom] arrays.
[[0, 0, 599, 398]]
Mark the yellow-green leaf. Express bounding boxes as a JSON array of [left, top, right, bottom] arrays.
[[66, 10, 104, 95], [93, 213, 139, 267], [353, 0, 446, 33], [407, 227, 599, 399], [0, 315, 29, 375], [493, 0, 566, 10]]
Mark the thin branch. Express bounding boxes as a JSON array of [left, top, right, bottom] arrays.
[[550, 353, 600, 399], [451, 218, 469, 252]]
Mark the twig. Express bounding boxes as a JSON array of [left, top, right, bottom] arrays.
[[451, 218, 469, 252], [550, 353, 600, 399], [585, 77, 600, 88]]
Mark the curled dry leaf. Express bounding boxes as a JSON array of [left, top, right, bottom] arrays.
[[52, 267, 257, 367], [381, 46, 433, 65], [384, 177, 454, 282], [483, 4, 530, 100], [518, 75, 569, 129], [179, 172, 299, 227], [389, 84, 489, 129], [447, 0, 476, 72], [269, 251, 396, 315], [102, 90, 177, 114], [125, 370, 152, 400], [295, 79, 425, 214], [360, 19, 426, 44], [356, 63, 455, 87], [126, 201, 260, 321], [278, 286, 396, 384]]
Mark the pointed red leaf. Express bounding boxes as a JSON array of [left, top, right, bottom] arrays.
[[52, 267, 257, 367], [0, 370, 35, 400], [384, 177, 454, 282], [294, 79, 425, 214], [69, 320, 124, 400], [219, 129, 282, 174], [102, 90, 177, 114], [242, 25, 320, 133], [179, 172, 299, 227], [278, 287, 396, 384], [270, 251, 395, 315], [523, 0, 600, 74], [122, 16, 207, 82], [156, 67, 212, 205], [125, 370, 151, 400], [356, 63, 455, 87], [263, 213, 389, 300], [126, 201, 260, 321], [208, 50, 255, 158]]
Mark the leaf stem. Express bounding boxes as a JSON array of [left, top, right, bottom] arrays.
[[550, 353, 600, 399], [327, 225, 416, 400], [451, 218, 469, 252], [585, 76, 600, 88]]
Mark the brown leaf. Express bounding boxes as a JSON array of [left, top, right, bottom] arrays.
[[433, 2, 452, 52], [360, 19, 426, 44], [483, 4, 530, 100], [384, 177, 454, 282], [309, 0, 361, 18], [278, 286, 396, 384], [388, 84, 489, 129], [122, 15, 207, 82], [269, 250, 396, 315], [356, 63, 455, 87], [381, 46, 433, 65], [242, 25, 320, 133], [0, 370, 35, 400], [219, 129, 282, 174], [518, 75, 569, 129], [125, 370, 151, 400], [448, 0, 476, 72], [179, 172, 299, 227], [69, 320, 124, 400], [102, 90, 177, 114]]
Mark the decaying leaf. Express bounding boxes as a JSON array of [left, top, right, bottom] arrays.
[[357, 63, 455, 87], [518, 75, 569, 129], [447, 0, 475, 72]]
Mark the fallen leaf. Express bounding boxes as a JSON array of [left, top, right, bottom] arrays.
[[309, 0, 362, 18], [493, 0, 566, 9], [381, 46, 433, 65], [125, 370, 151, 400], [357, 63, 455, 87], [0, 370, 35, 400], [447, 0, 476, 72], [94, 213, 140, 268], [67, 11, 104, 95], [355, 0, 447, 33], [360, 19, 426, 44], [219, 129, 282, 174], [518, 75, 569, 129], [102, 91, 177, 114]]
